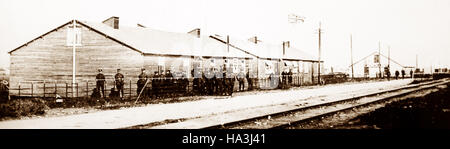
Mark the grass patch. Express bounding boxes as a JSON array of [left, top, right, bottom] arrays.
[[0, 98, 50, 119]]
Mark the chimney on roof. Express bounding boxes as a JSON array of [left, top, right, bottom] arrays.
[[188, 28, 201, 38], [137, 23, 146, 28], [248, 36, 259, 44], [282, 41, 290, 55], [102, 16, 119, 29]]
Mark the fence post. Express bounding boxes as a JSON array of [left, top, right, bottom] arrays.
[[18, 84, 21, 97], [129, 79, 131, 100], [31, 82, 33, 98], [86, 82, 88, 98], [43, 83, 46, 98], [65, 83, 68, 98], [76, 83, 78, 98]]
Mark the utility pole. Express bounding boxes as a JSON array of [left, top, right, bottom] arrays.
[[227, 35, 230, 53], [350, 34, 354, 79], [317, 22, 323, 84], [388, 46, 390, 68], [378, 41, 381, 78], [416, 54, 418, 69]]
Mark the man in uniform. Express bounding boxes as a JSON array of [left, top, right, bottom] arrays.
[[205, 69, 213, 95], [401, 70, 406, 79], [238, 72, 245, 91], [115, 68, 125, 99], [211, 69, 218, 95], [410, 70, 413, 78], [221, 69, 227, 95], [395, 70, 400, 80], [282, 71, 287, 89], [246, 70, 253, 91], [226, 68, 235, 96], [214, 68, 223, 95], [152, 71, 160, 98], [137, 68, 147, 98], [95, 68, 106, 98]]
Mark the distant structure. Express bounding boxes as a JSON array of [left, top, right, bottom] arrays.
[[349, 52, 414, 78]]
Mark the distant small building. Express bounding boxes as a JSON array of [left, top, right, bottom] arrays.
[[349, 52, 413, 78]]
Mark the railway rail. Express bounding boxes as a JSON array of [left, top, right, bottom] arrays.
[[140, 79, 449, 129], [210, 79, 450, 129]]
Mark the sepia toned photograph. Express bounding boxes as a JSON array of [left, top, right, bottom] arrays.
[[0, 0, 450, 146]]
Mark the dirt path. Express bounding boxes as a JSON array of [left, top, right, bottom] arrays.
[[0, 79, 412, 129]]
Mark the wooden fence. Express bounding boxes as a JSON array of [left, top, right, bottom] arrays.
[[7, 74, 315, 99]]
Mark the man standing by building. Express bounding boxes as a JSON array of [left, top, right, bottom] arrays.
[[410, 70, 414, 78], [137, 68, 147, 98], [96, 68, 106, 98], [401, 70, 406, 79], [395, 70, 400, 80], [115, 68, 125, 99], [246, 70, 253, 91], [238, 71, 245, 91]]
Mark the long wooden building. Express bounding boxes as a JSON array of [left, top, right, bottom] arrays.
[[8, 16, 322, 97]]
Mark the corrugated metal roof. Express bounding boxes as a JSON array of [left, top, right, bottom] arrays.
[[9, 19, 316, 62], [82, 21, 253, 58], [211, 35, 318, 62]]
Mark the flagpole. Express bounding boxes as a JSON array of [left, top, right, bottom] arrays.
[[72, 19, 76, 97]]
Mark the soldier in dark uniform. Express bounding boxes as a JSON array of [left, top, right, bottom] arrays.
[[192, 69, 199, 94], [395, 70, 400, 80], [115, 69, 125, 99], [137, 68, 147, 97], [212, 69, 218, 95], [410, 70, 413, 78], [226, 69, 235, 96], [200, 72, 206, 95], [386, 69, 391, 81], [401, 70, 406, 79], [238, 72, 245, 91], [95, 68, 106, 98], [152, 71, 159, 98], [221, 70, 227, 95], [165, 70, 173, 97], [246, 70, 253, 91], [214, 68, 222, 95], [205, 70, 213, 95], [230, 73, 236, 96], [160, 71, 167, 98]]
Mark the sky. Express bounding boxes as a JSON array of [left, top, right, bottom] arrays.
[[1, 0, 449, 73]]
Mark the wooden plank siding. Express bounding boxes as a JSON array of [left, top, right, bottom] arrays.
[[9, 23, 144, 97]]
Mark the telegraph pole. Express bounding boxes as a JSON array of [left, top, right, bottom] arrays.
[[227, 35, 230, 53], [350, 34, 354, 79], [388, 46, 390, 68], [378, 41, 381, 78], [317, 22, 322, 84], [416, 54, 418, 69]]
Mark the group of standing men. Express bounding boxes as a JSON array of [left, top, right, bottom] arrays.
[[94, 66, 257, 99], [192, 67, 254, 96], [95, 68, 125, 99], [280, 70, 293, 89]]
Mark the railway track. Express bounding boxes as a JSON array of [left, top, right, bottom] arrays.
[[132, 79, 448, 129], [206, 79, 450, 129]]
